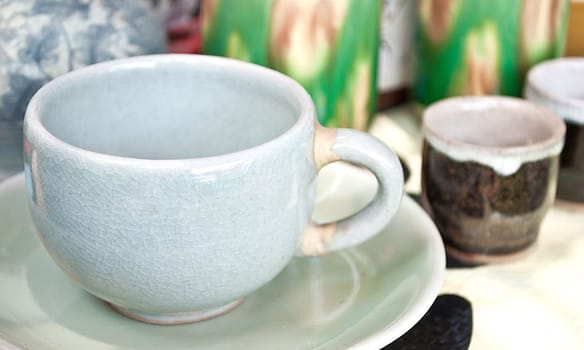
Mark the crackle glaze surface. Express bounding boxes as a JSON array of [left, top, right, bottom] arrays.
[[21, 54, 404, 321], [23, 55, 316, 317]]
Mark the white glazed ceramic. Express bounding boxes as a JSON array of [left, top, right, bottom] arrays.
[[525, 57, 584, 126], [22, 54, 404, 324], [525, 57, 584, 202], [0, 167, 444, 349]]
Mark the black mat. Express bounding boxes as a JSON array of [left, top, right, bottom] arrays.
[[382, 294, 473, 350]]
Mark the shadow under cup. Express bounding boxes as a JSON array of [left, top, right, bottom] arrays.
[[422, 97, 565, 264]]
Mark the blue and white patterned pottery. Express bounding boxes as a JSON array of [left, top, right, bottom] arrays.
[[0, 0, 167, 180]]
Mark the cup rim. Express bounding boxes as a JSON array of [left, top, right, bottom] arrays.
[[526, 57, 584, 108], [422, 96, 565, 175], [24, 54, 315, 168], [526, 57, 584, 125], [423, 96, 565, 155]]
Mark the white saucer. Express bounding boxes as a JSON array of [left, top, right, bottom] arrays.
[[0, 164, 444, 349]]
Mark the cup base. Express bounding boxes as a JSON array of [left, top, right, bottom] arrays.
[[108, 298, 244, 325], [445, 243, 536, 265]]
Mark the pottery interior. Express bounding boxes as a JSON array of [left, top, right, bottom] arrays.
[[37, 61, 298, 159], [423, 97, 563, 151]]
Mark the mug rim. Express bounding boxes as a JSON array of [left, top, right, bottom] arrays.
[[423, 96, 565, 155], [526, 57, 584, 125], [422, 96, 565, 175], [526, 57, 584, 108], [24, 54, 315, 168]]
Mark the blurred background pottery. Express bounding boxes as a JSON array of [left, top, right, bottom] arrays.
[[377, 0, 415, 109], [148, 0, 200, 29], [0, 0, 167, 181], [201, 0, 381, 131], [564, 0, 584, 56], [414, 0, 569, 106], [147, 0, 201, 53], [525, 58, 584, 203]]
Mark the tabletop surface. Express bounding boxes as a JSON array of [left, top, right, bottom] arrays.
[[372, 106, 584, 350]]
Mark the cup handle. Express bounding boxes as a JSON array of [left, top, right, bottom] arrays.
[[299, 125, 404, 256]]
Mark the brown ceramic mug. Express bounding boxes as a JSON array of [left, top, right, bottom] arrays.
[[421, 96, 565, 264]]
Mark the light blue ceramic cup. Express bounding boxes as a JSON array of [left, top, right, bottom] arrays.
[[23, 54, 403, 324]]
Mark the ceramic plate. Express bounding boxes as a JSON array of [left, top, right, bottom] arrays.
[[0, 164, 445, 350]]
